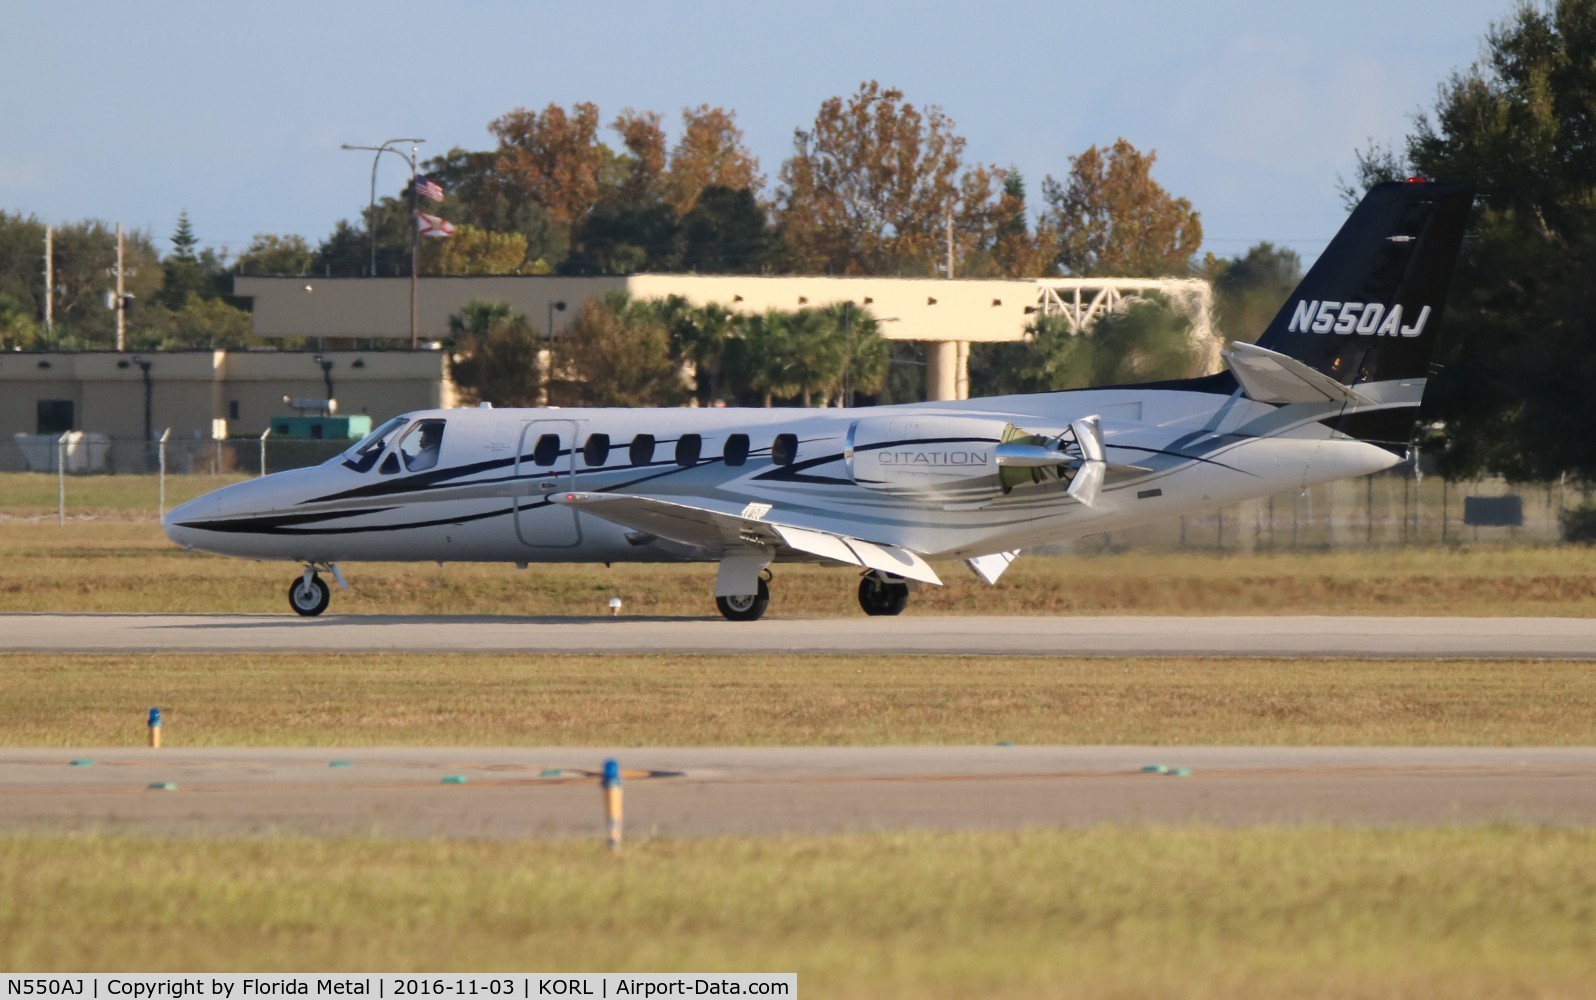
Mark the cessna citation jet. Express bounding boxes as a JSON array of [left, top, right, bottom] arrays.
[[163, 180, 1472, 621]]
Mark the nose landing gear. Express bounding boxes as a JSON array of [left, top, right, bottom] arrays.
[[288, 563, 344, 617]]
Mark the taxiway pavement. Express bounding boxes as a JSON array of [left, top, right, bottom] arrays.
[[4, 746, 1595, 838], [1, 613, 1593, 658]]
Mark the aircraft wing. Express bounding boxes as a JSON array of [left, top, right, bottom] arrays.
[[553, 492, 943, 586]]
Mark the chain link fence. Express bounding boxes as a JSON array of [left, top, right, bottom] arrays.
[[10, 434, 1593, 547]]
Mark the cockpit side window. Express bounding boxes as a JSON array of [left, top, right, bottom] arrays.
[[340, 416, 408, 473], [397, 418, 447, 472]]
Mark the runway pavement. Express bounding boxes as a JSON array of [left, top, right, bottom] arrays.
[[2, 612, 1594, 658], [4, 746, 1595, 838]]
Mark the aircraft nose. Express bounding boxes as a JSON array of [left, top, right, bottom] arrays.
[[162, 492, 222, 549]]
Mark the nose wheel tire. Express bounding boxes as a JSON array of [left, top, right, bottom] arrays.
[[858, 576, 910, 616], [715, 579, 770, 622], [288, 574, 331, 617]]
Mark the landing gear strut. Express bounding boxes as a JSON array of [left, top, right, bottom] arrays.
[[288, 563, 342, 617], [858, 572, 910, 616], [715, 578, 770, 622]]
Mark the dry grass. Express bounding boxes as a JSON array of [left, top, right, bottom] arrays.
[[3, 652, 1594, 747], [4, 470, 1596, 616], [1, 516, 1595, 616], [3, 827, 1594, 998]]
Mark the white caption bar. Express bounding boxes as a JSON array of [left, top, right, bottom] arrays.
[[0, 976, 795, 1000]]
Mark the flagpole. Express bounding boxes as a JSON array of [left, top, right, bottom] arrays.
[[409, 144, 419, 350]]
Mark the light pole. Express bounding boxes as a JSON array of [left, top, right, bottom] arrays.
[[341, 138, 425, 349], [545, 299, 566, 406], [117, 355, 154, 468], [313, 353, 335, 416], [340, 138, 424, 276]]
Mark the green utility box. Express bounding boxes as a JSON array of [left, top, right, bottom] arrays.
[[268, 415, 373, 440]]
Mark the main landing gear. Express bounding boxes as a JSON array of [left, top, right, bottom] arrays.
[[715, 576, 770, 622], [288, 563, 343, 617], [712, 569, 913, 621], [857, 571, 910, 616]]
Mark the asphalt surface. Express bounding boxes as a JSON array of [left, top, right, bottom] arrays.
[[6, 614, 1593, 838], [4, 746, 1595, 838], [2, 613, 1594, 658]]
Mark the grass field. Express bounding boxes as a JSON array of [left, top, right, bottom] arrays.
[[3, 828, 1593, 998], [5, 473, 1594, 994], [3, 517, 1595, 617], [2, 652, 1594, 747]]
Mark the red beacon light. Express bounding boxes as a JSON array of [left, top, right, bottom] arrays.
[[1406, 176, 1429, 183]]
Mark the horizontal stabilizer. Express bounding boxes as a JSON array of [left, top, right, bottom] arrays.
[[554, 492, 942, 586], [1224, 341, 1373, 405]]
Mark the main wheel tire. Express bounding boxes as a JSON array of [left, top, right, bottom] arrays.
[[858, 577, 910, 616], [288, 574, 331, 617], [716, 579, 770, 622]]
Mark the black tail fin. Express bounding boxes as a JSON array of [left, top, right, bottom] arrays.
[[1250, 180, 1473, 442]]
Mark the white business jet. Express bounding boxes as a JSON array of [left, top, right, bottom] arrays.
[[163, 180, 1473, 621]]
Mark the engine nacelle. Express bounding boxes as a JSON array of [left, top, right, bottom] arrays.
[[847, 415, 1066, 504]]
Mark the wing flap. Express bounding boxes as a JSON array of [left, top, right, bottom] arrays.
[[966, 550, 1019, 585], [555, 492, 943, 585]]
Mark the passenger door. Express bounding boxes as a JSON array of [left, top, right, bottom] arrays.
[[513, 419, 582, 548]]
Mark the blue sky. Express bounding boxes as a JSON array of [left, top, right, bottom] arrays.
[[5, 0, 1511, 267]]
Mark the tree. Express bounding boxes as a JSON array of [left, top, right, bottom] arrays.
[[423, 146, 566, 271], [557, 294, 690, 407], [238, 233, 314, 276], [1204, 241, 1303, 342], [1041, 139, 1203, 277], [160, 211, 227, 308], [776, 81, 982, 275], [560, 201, 683, 275], [421, 224, 528, 276], [662, 105, 764, 215], [969, 295, 1202, 396], [153, 292, 254, 349], [446, 300, 543, 407], [1350, 1, 1596, 478], [489, 102, 605, 230], [724, 309, 808, 405], [984, 169, 1059, 278], [681, 185, 773, 273]]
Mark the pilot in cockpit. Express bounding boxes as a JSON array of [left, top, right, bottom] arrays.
[[403, 420, 445, 472]]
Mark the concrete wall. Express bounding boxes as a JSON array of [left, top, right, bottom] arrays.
[[235, 274, 1038, 345]]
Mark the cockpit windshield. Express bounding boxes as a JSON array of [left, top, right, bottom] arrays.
[[338, 416, 408, 473], [396, 418, 447, 472]]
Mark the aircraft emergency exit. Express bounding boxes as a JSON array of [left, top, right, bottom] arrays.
[[163, 180, 1474, 621]]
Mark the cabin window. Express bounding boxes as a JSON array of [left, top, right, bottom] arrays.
[[629, 433, 655, 465], [340, 415, 407, 473], [583, 433, 611, 467], [379, 453, 400, 475], [533, 433, 561, 467], [675, 433, 702, 467], [724, 433, 750, 467], [772, 433, 798, 466], [397, 418, 447, 472]]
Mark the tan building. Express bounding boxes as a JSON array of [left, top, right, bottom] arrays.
[[234, 273, 1211, 402], [0, 349, 453, 472]]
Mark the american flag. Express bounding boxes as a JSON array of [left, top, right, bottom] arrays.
[[415, 212, 457, 238], [414, 176, 445, 202]]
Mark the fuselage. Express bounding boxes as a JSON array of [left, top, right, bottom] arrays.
[[161, 380, 1403, 567]]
